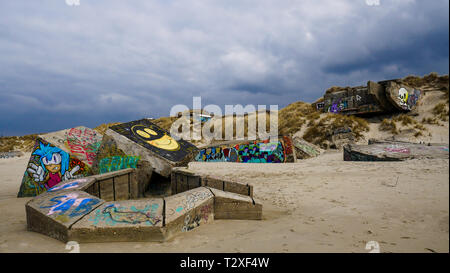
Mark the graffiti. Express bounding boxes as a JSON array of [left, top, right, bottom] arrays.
[[328, 99, 348, 113], [40, 193, 100, 218], [316, 103, 324, 110], [384, 145, 410, 154], [98, 156, 140, 174], [109, 119, 198, 163], [182, 190, 213, 211], [47, 178, 89, 193], [397, 88, 420, 111], [64, 127, 102, 166], [181, 214, 201, 232], [195, 139, 291, 163], [295, 143, 319, 157], [89, 203, 161, 226], [200, 204, 212, 222], [18, 140, 88, 197]]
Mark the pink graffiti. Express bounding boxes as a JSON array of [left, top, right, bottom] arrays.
[[384, 146, 410, 154], [65, 128, 101, 165]]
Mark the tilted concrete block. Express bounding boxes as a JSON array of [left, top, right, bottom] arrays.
[[386, 81, 421, 111], [94, 119, 198, 178], [164, 187, 214, 239], [208, 187, 262, 220], [25, 190, 104, 242], [17, 126, 103, 197], [69, 198, 164, 243], [343, 142, 449, 161]]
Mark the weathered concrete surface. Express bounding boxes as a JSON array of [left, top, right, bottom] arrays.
[[17, 127, 103, 197], [330, 127, 355, 149], [39, 126, 103, 167], [385, 81, 421, 111], [82, 168, 139, 201], [208, 187, 262, 220], [26, 190, 104, 242], [344, 142, 449, 161], [171, 167, 253, 197], [195, 136, 296, 163], [69, 198, 164, 243], [96, 119, 198, 177], [46, 177, 97, 194], [292, 137, 322, 159], [164, 187, 214, 239], [320, 79, 422, 115]]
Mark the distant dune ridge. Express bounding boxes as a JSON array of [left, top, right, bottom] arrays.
[[1, 72, 448, 153]]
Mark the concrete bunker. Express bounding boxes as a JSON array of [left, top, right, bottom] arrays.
[[25, 167, 262, 243]]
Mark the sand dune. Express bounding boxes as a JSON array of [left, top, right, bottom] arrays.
[[0, 150, 447, 253]]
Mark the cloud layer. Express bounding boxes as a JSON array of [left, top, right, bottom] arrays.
[[0, 0, 448, 135]]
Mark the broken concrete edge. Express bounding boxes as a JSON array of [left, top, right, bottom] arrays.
[[26, 186, 262, 243]]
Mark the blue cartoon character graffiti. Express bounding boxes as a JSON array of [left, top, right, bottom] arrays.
[[27, 142, 80, 190]]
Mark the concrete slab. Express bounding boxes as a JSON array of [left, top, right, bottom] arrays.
[[344, 142, 449, 161], [292, 137, 322, 159], [69, 198, 164, 242], [195, 136, 296, 163], [95, 119, 198, 177], [164, 187, 214, 239], [17, 126, 103, 197], [386, 81, 421, 111], [26, 190, 104, 242], [208, 187, 262, 220]]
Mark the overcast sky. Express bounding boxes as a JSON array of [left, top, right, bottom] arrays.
[[0, 0, 448, 136]]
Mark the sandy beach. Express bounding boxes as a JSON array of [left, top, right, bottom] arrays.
[[1, 150, 448, 253]]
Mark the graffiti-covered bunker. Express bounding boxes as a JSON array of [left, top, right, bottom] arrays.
[[315, 79, 421, 115], [23, 119, 263, 243]]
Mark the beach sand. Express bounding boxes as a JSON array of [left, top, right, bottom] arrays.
[[0, 150, 448, 253]]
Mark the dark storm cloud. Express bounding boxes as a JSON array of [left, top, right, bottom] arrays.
[[0, 0, 448, 136]]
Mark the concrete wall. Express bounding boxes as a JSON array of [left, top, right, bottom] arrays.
[[195, 136, 296, 163]]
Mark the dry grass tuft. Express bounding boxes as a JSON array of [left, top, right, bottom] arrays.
[[303, 114, 369, 148], [379, 119, 398, 134]]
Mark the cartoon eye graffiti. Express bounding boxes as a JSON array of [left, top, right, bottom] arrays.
[[42, 153, 62, 165], [131, 124, 180, 151]]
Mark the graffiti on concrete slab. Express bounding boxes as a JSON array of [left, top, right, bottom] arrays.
[[47, 178, 89, 193], [195, 138, 295, 163], [40, 192, 100, 219], [89, 203, 161, 226], [18, 140, 89, 197], [181, 214, 201, 232], [384, 145, 410, 154], [64, 127, 102, 166], [98, 155, 140, 174], [398, 88, 421, 111], [110, 119, 198, 162]]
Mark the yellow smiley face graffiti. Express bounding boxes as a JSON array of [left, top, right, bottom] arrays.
[[131, 125, 180, 151]]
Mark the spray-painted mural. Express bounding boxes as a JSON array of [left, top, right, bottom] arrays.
[[39, 192, 101, 219], [88, 203, 161, 226], [17, 139, 90, 197], [63, 127, 102, 166], [109, 119, 198, 163], [98, 156, 140, 174], [195, 137, 295, 163], [397, 88, 421, 111]]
